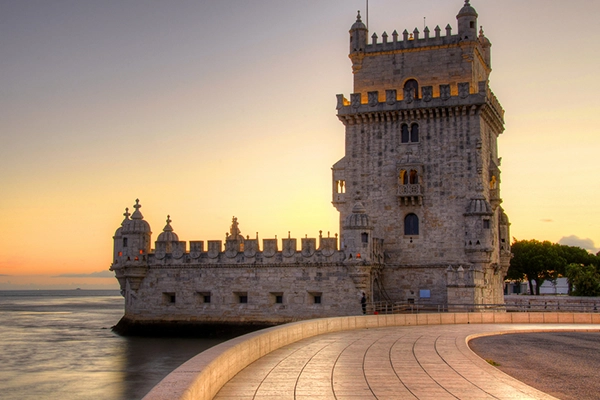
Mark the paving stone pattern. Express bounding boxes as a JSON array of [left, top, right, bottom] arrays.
[[214, 324, 589, 400]]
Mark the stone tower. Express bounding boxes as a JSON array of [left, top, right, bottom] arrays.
[[335, 1, 511, 308]]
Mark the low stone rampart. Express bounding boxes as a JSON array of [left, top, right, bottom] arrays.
[[142, 312, 600, 400]]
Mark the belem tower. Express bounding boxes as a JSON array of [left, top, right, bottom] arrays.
[[111, 1, 511, 334]]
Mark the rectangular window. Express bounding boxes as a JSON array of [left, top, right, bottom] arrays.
[[196, 292, 211, 304], [419, 289, 431, 299], [270, 292, 284, 304], [314, 295, 321, 304], [483, 219, 490, 229], [163, 292, 176, 304], [235, 292, 248, 304]]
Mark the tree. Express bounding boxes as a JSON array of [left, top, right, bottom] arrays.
[[565, 263, 600, 297], [506, 239, 566, 295], [556, 244, 598, 293]]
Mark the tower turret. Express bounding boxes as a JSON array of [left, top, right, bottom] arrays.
[[349, 11, 368, 72], [456, 0, 478, 40], [155, 215, 179, 254], [342, 200, 373, 263], [478, 26, 492, 67], [120, 199, 152, 257]]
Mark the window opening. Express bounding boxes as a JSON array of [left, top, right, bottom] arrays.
[[404, 213, 419, 235], [409, 170, 418, 184], [401, 124, 409, 143], [123, 238, 128, 247], [404, 79, 419, 99], [410, 124, 419, 142], [399, 169, 408, 184]]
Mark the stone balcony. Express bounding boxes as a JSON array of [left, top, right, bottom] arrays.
[[397, 183, 423, 206]]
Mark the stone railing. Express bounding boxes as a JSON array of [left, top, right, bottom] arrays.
[[397, 183, 422, 196]]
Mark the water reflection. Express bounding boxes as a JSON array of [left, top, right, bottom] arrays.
[[0, 291, 227, 400]]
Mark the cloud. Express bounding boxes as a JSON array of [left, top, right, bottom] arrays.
[[54, 270, 114, 278], [558, 235, 599, 253], [541, 219, 553, 223]]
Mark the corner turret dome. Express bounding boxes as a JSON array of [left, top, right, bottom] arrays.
[[122, 199, 151, 234], [465, 195, 493, 215], [457, 1, 478, 18], [157, 215, 179, 242], [344, 201, 372, 228], [351, 10, 367, 31], [114, 207, 131, 236]]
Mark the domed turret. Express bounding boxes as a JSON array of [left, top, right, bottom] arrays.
[[343, 201, 372, 229], [349, 10, 368, 54], [457, 0, 478, 40], [157, 215, 179, 242], [342, 200, 374, 262], [124, 198, 151, 234], [118, 199, 152, 256], [478, 26, 492, 67], [465, 195, 493, 215]]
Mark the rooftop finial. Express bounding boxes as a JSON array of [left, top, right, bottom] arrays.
[[465, 0, 470, 5], [356, 10, 362, 22], [163, 215, 173, 232], [131, 199, 144, 220], [479, 25, 484, 36], [123, 207, 130, 220]]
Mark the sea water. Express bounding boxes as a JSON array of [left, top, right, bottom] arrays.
[[0, 290, 225, 400]]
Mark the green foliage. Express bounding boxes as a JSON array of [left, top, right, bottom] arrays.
[[507, 239, 565, 295], [507, 239, 600, 296], [565, 263, 600, 297]]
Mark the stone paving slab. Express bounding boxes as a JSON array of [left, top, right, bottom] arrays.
[[214, 324, 599, 400]]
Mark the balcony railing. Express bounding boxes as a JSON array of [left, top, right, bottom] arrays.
[[397, 183, 423, 206]]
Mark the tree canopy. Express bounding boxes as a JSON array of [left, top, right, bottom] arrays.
[[506, 239, 599, 295]]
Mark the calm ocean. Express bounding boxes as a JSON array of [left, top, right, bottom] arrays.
[[0, 290, 226, 400]]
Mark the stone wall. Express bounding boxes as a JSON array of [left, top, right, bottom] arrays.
[[122, 264, 369, 325]]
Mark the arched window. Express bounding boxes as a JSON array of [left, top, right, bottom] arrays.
[[399, 169, 408, 185], [409, 170, 418, 184], [361, 232, 369, 243], [404, 214, 419, 235], [410, 123, 419, 142], [401, 124, 409, 143], [404, 79, 419, 99]]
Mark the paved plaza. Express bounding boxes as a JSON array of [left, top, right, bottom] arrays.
[[214, 324, 598, 400]]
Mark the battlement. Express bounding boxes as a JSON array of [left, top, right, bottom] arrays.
[[336, 80, 503, 123], [113, 232, 343, 268], [364, 25, 473, 53]]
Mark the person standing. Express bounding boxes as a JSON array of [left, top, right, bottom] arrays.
[[361, 292, 367, 314]]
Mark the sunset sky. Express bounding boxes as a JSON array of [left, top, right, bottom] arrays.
[[1, 0, 599, 289]]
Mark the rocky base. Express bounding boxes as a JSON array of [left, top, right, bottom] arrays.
[[112, 317, 278, 338]]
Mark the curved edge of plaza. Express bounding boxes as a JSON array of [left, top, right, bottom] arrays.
[[143, 312, 600, 400]]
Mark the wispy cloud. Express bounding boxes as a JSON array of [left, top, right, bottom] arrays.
[[541, 219, 553, 223], [54, 270, 114, 278]]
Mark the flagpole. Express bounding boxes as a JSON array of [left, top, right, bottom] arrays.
[[366, 0, 369, 30]]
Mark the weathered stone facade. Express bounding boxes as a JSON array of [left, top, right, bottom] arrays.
[[110, 1, 511, 333], [333, 1, 511, 308]]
